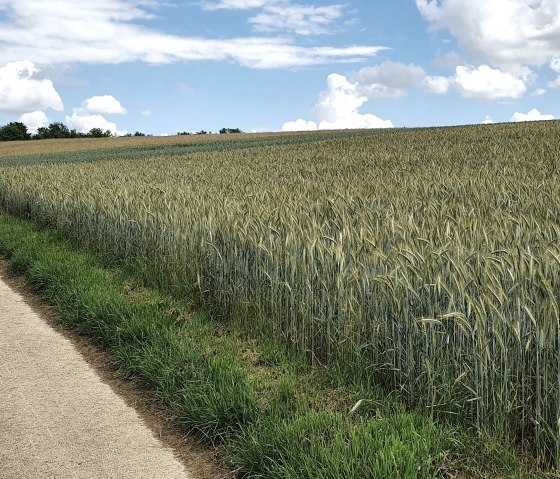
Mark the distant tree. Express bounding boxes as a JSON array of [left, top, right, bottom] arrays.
[[33, 122, 73, 139], [69, 129, 85, 138], [49, 122, 70, 138], [34, 126, 49, 139], [0, 122, 31, 141], [177, 131, 191, 136], [196, 130, 208, 135], [219, 127, 242, 134], [133, 131, 146, 137], [88, 128, 112, 138]]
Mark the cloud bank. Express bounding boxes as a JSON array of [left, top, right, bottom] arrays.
[[282, 58, 549, 131], [415, 1, 560, 102], [351, 62, 529, 101], [339, 62, 529, 101]]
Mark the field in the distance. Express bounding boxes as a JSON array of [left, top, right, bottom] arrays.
[[0, 131, 249, 157], [1, 123, 559, 469], [0, 130, 362, 163]]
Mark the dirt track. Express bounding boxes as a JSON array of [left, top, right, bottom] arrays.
[[0, 271, 200, 479]]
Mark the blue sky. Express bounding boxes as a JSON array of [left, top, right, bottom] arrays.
[[0, 0, 559, 135]]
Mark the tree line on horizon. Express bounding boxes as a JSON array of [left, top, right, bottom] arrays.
[[0, 121, 244, 142], [0, 121, 113, 141]]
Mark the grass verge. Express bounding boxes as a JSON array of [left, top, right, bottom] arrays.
[[0, 210, 549, 478]]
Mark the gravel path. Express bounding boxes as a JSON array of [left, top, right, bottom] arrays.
[[0, 274, 192, 479]]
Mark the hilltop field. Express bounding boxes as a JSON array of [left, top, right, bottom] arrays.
[[0, 123, 558, 478]]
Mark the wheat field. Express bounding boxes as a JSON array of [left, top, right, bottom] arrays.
[[1, 123, 558, 466]]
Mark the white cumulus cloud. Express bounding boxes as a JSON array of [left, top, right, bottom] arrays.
[[66, 94, 127, 135], [65, 112, 126, 135], [453, 65, 526, 99], [0, 60, 63, 114], [416, 0, 560, 69], [282, 73, 393, 132], [481, 115, 494, 124], [81, 95, 127, 115], [510, 108, 554, 122], [282, 119, 318, 131], [19, 110, 49, 134]]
